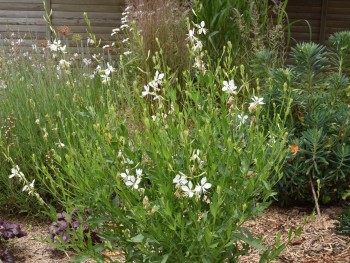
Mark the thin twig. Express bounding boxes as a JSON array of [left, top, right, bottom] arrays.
[[308, 174, 321, 217]]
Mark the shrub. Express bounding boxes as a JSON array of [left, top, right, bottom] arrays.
[[336, 206, 350, 235], [256, 34, 350, 208]]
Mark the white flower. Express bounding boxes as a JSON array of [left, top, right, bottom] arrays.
[[187, 29, 196, 42], [49, 39, 66, 53], [181, 181, 195, 198], [120, 169, 130, 180], [9, 165, 24, 180], [111, 28, 120, 36], [251, 96, 265, 105], [102, 45, 110, 49], [190, 149, 201, 162], [58, 59, 70, 69], [173, 174, 188, 186], [222, 80, 237, 94], [55, 141, 65, 148], [194, 177, 212, 194], [122, 38, 129, 43], [101, 74, 110, 85], [196, 21, 208, 35], [105, 62, 114, 76], [238, 113, 248, 125], [22, 179, 35, 193], [136, 169, 143, 177], [193, 39, 203, 52], [120, 24, 129, 29], [151, 115, 156, 121], [83, 58, 91, 66], [142, 85, 150, 97], [248, 96, 265, 113], [149, 71, 164, 89], [87, 37, 94, 45], [125, 175, 141, 189], [123, 51, 132, 56], [126, 158, 134, 165], [95, 65, 102, 73]]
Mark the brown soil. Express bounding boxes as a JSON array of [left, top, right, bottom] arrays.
[[1, 206, 349, 263], [240, 206, 350, 263]]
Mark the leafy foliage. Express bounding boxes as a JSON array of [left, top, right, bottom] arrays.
[[0, 219, 27, 240], [336, 206, 350, 235], [257, 36, 350, 206], [0, 219, 26, 263], [48, 209, 102, 250]]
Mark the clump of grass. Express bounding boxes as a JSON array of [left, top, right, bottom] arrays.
[[127, 0, 191, 76]]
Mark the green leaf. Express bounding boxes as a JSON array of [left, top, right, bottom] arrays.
[[130, 233, 144, 243], [161, 254, 169, 263]]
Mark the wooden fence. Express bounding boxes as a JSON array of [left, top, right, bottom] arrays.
[[286, 0, 350, 44], [0, 0, 125, 44]]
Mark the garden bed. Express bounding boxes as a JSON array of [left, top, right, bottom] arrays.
[[2, 206, 349, 263]]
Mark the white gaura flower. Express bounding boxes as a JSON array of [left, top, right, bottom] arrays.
[[120, 24, 129, 29], [123, 51, 132, 56], [187, 28, 196, 42], [58, 59, 70, 69], [238, 113, 248, 125], [49, 39, 66, 53], [182, 181, 195, 198], [9, 165, 24, 180], [248, 96, 265, 113], [125, 175, 141, 189], [142, 85, 150, 97], [222, 80, 237, 94], [55, 140, 65, 148], [196, 21, 208, 35], [122, 38, 129, 43], [22, 179, 35, 192], [190, 149, 201, 162], [121, 169, 130, 180], [173, 174, 188, 186], [105, 62, 114, 76], [101, 74, 110, 85], [83, 58, 91, 66], [194, 177, 212, 194], [136, 169, 143, 177], [251, 96, 265, 105], [193, 39, 203, 52], [111, 28, 120, 36], [149, 71, 164, 89]]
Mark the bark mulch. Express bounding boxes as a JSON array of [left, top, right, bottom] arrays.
[[1, 206, 349, 262]]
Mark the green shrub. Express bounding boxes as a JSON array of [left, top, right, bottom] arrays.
[[336, 206, 350, 235], [255, 34, 350, 207]]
